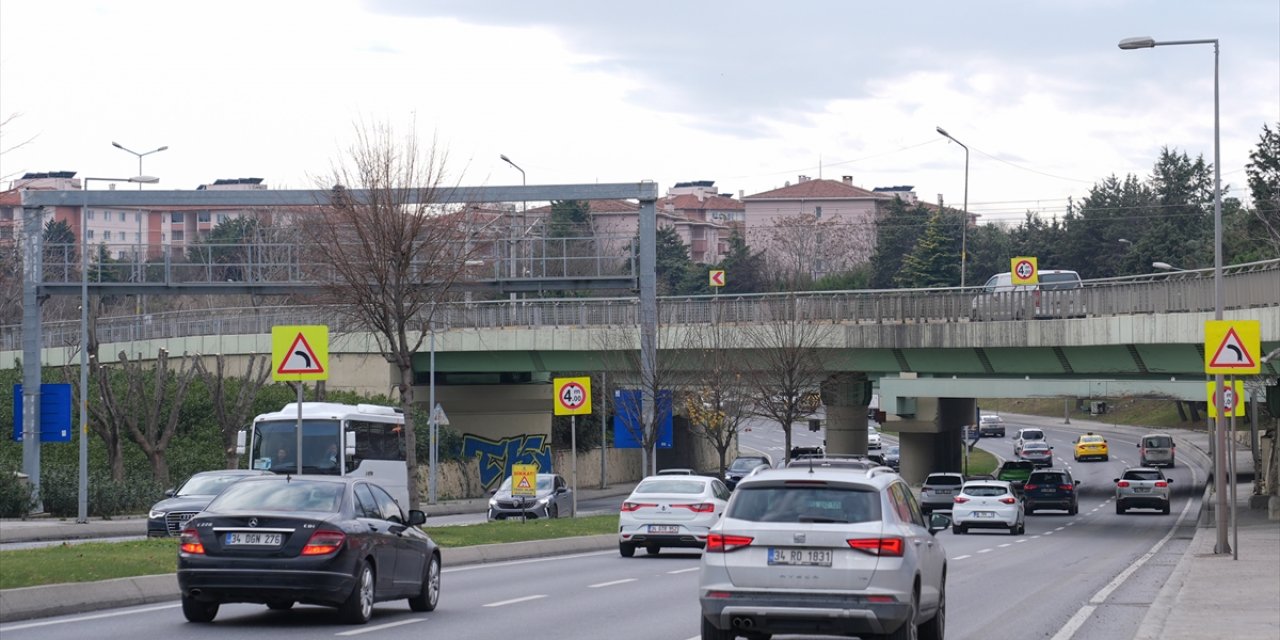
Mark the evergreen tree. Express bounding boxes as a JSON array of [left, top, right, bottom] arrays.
[[1238, 122, 1280, 260], [1144, 147, 1216, 270], [895, 211, 960, 288], [547, 200, 592, 238], [714, 229, 766, 294], [869, 196, 930, 288], [654, 226, 696, 295]]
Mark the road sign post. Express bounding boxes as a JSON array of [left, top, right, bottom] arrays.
[[273, 326, 329, 476], [554, 377, 592, 518]]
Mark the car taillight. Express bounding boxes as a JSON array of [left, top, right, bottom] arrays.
[[1023, 484, 1038, 491], [999, 497, 1017, 504], [621, 502, 657, 512], [675, 503, 715, 513], [848, 537, 904, 557], [302, 530, 346, 556], [179, 528, 204, 555], [1059, 484, 1074, 491], [705, 533, 753, 553], [1117, 481, 1130, 488], [953, 496, 969, 503], [1155, 481, 1168, 488]]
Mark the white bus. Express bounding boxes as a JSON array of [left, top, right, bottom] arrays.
[[237, 402, 410, 507]]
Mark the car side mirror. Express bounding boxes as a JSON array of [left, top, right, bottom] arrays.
[[928, 512, 952, 535], [408, 509, 427, 526], [164, 488, 176, 498], [556, 487, 568, 494], [1074, 480, 1081, 486], [1166, 478, 1173, 483], [1113, 478, 1120, 483]]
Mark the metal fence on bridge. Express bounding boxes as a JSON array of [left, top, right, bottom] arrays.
[[6, 259, 1276, 352]]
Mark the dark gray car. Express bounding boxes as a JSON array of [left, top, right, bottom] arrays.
[[486, 473, 574, 520], [148, 469, 273, 537]]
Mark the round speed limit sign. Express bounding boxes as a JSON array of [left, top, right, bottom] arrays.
[[553, 377, 592, 415]]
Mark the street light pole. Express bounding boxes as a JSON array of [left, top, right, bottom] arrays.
[[1120, 35, 1227, 554], [935, 127, 969, 288], [499, 154, 527, 283], [111, 143, 167, 313], [78, 175, 159, 523]]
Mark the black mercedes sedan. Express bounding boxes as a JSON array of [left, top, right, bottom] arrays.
[[177, 475, 440, 624]]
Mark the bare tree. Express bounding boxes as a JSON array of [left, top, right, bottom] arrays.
[[111, 349, 201, 486], [681, 305, 753, 476], [740, 294, 833, 464], [756, 213, 874, 288], [305, 122, 474, 510], [197, 353, 273, 469]]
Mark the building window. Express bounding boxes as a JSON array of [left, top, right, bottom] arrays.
[[119, 211, 127, 221], [197, 211, 211, 223], [170, 212, 184, 223], [815, 206, 822, 219], [87, 210, 96, 220], [135, 232, 141, 242], [87, 230, 94, 240], [135, 212, 142, 222], [0, 207, 13, 221], [172, 230, 184, 242], [104, 230, 112, 240]]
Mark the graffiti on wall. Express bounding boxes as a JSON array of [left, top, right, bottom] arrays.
[[462, 433, 552, 490]]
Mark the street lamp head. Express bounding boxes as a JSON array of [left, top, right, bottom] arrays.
[[1118, 238, 1133, 245], [1152, 261, 1176, 271], [156, 146, 169, 152], [111, 141, 126, 150], [936, 126, 949, 137], [1119, 36, 1156, 50], [130, 175, 160, 184], [500, 154, 512, 163]]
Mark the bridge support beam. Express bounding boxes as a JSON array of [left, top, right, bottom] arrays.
[[821, 373, 873, 456], [896, 397, 974, 485]]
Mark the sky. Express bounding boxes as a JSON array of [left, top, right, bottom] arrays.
[[1, 1, 1277, 225]]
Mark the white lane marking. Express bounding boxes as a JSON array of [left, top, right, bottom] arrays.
[[0, 604, 181, 632], [1067, 522, 1075, 526], [589, 578, 638, 588], [1056, 527, 1066, 531], [1032, 535, 1041, 539], [977, 548, 992, 554], [336, 618, 425, 636], [952, 554, 971, 560], [484, 594, 548, 607], [998, 543, 1012, 548], [668, 567, 700, 575], [1049, 457, 1198, 640], [1015, 539, 1028, 543], [1044, 531, 1055, 535]]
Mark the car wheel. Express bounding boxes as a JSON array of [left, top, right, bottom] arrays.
[[548, 504, 559, 519], [266, 601, 294, 610], [1026, 506, 1035, 515], [619, 542, 636, 558], [701, 615, 734, 640], [1069, 503, 1078, 516], [408, 553, 440, 612], [1161, 502, 1171, 515], [883, 590, 919, 640], [1116, 503, 1126, 515], [646, 544, 661, 555], [339, 561, 375, 624], [918, 575, 945, 640], [1103, 455, 1109, 461], [181, 594, 219, 623], [951, 524, 965, 535]]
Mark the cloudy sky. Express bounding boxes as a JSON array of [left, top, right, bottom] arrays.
[[2, 1, 1276, 225]]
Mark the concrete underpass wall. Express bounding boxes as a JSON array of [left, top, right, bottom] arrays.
[[892, 397, 973, 485], [424, 446, 643, 501]]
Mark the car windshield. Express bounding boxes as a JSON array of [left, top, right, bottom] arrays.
[[178, 474, 250, 496], [728, 458, 765, 472], [980, 415, 1002, 423], [887, 446, 900, 455], [635, 479, 706, 494], [1039, 272, 1082, 290], [498, 476, 554, 492], [963, 485, 1008, 497], [1031, 473, 1067, 484], [209, 480, 342, 512], [727, 485, 881, 523], [1081, 436, 1104, 443], [1145, 436, 1173, 448], [1021, 430, 1045, 440], [1124, 470, 1164, 481], [926, 475, 962, 486]]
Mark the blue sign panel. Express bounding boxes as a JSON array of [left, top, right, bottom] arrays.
[[12, 383, 74, 443], [612, 389, 673, 449]]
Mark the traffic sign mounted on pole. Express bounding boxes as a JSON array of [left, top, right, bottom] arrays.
[[511, 463, 538, 497], [553, 377, 592, 416], [1010, 256, 1038, 286], [272, 325, 329, 381], [709, 270, 726, 287], [1206, 379, 1246, 418], [1204, 320, 1260, 374]]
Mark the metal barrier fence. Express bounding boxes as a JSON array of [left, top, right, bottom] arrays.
[[6, 259, 1278, 352]]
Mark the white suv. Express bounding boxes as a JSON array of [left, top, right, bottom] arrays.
[[699, 467, 949, 640]]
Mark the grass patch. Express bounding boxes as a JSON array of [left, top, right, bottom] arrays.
[[0, 514, 619, 590], [965, 447, 999, 477]]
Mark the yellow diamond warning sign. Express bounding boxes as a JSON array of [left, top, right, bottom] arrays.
[[1204, 320, 1260, 375]]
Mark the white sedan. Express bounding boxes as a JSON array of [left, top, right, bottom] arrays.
[[618, 475, 731, 557], [951, 479, 1025, 535], [867, 425, 882, 450]]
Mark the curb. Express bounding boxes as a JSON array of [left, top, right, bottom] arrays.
[[0, 534, 620, 624]]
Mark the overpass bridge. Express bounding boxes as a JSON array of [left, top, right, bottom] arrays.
[[8, 259, 1278, 483]]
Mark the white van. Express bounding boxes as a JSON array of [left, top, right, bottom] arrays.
[[971, 269, 1084, 320]]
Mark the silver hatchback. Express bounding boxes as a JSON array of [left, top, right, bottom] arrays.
[[698, 467, 949, 640]]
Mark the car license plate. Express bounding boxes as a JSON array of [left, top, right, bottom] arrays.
[[225, 532, 283, 546], [648, 525, 679, 534], [1134, 487, 1150, 493], [768, 548, 832, 567], [975, 511, 995, 518], [935, 489, 951, 495]]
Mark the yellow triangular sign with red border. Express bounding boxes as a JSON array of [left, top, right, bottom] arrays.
[[277, 333, 325, 375], [1208, 327, 1257, 370], [516, 476, 532, 489]]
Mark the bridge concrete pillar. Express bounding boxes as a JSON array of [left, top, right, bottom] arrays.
[[897, 397, 974, 485], [820, 373, 873, 456]]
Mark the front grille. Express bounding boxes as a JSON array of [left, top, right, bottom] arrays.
[[165, 511, 199, 535]]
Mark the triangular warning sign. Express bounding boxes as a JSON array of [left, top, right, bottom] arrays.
[[277, 333, 325, 374], [1209, 328, 1257, 369], [516, 476, 533, 489]]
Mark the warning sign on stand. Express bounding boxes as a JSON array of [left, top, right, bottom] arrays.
[[511, 463, 538, 497]]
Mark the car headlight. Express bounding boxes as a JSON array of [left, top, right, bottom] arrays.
[[149, 509, 166, 519], [535, 496, 550, 506], [488, 498, 498, 508]]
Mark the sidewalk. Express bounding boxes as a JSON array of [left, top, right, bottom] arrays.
[[0, 481, 637, 623]]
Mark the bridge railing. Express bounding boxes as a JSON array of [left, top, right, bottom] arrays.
[[6, 259, 1277, 351]]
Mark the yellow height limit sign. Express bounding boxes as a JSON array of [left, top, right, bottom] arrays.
[[553, 376, 592, 416], [272, 325, 329, 381], [511, 463, 538, 497]]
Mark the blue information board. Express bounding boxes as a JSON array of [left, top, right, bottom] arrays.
[[612, 389, 673, 449], [12, 383, 74, 442]]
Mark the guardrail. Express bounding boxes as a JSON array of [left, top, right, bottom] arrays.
[[6, 259, 1278, 351]]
